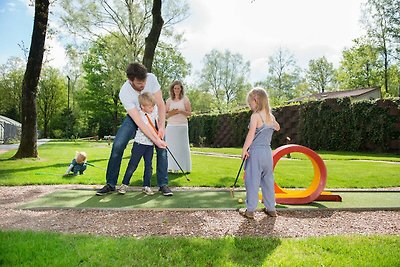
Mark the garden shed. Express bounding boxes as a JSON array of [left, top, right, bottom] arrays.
[[0, 115, 21, 144]]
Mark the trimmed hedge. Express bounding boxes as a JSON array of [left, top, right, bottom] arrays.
[[299, 98, 400, 152], [188, 98, 400, 153]]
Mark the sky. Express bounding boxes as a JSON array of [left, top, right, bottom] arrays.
[[0, 0, 66, 69], [0, 0, 366, 84]]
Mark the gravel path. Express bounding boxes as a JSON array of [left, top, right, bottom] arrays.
[[1, 185, 399, 238]]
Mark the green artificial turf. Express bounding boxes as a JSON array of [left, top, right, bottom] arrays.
[[19, 189, 400, 210]]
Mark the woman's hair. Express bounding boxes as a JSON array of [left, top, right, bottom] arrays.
[[138, 92, 156, 106], [126, 62, 147, 81], [247, 87, 271, 117], [169, 80, 184, 100]]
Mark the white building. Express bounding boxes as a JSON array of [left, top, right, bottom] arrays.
[[0, 115, 21, 144], [288, 87, 382, 103]]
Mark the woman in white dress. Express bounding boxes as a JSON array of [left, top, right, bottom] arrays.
[[165, 81, 192, 173]]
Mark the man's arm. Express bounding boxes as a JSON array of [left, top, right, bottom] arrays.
[[153, 90, 166, 139], [126, 108, 166, 148]]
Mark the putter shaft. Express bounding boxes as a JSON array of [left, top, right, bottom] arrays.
[[166, 147, 190, 181]]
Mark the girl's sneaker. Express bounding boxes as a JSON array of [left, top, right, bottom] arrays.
[[142, 186, 154, 195], [118, 184, 128, 195]]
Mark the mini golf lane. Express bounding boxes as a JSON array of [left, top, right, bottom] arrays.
[[19, 189, 400, 210]]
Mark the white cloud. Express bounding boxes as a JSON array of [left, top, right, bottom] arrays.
[[44, 37, 67, 70], [176, 0, 366, 84]]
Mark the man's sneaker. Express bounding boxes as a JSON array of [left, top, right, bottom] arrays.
[[263, 208, 277, 217], [159, 185, 173, 196], [239, 208, 255, 219], [96, 184, 116, 196], [142, 186, 154, 195], [118, 184, 128, 195]]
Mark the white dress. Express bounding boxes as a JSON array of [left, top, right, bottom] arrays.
[[165, 98, 192, 172]]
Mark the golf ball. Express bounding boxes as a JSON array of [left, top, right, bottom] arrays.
[[238, 198, 243, 204]]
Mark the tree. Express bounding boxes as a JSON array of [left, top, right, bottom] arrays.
[[306, 56, 335, 93], [262, 47, 301, 102], [199, 49, 251, 112], [143, 0, 163, 71], [37, 67, 67, 137], [386, 0, 400, 58], [362, 0, 397, 93], [0, 57, 25, 121], [13, 0, 49, 159], [152, 41, 192, 99], [185, 87, 214, 114], [336, 41, 383, 90], [59, 0, 188, 63], [64, 44, 87, 111], [80, 34, 127, 136]]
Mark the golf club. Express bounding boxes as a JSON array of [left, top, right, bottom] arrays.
[[145, 113, 191, 182], [35, 172, 64, 176], [166, 146, 190, 181], [86, 162, 106, 171], [230, 128, 265, 198], [229, 157, 245, 198]]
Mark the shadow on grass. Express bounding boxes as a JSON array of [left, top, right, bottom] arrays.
[[77, 191, 165, 208], [0, 158, 108, 176], [132, 236, 281, 266], [229, 218, 279, 265]]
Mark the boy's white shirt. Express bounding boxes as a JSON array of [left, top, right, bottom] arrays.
[[134, 109, 158, 146]]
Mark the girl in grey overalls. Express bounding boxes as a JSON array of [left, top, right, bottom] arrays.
[[240, 88, 280, 219]]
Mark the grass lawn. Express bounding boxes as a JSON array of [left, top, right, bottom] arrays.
[[1, 231, 399, 266], [0, 141, 399, 188], [192, 147, 400, 162], [1, 141, 399, 266]]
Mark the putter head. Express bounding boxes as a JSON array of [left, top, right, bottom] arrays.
[[229, 187, 234, 198]]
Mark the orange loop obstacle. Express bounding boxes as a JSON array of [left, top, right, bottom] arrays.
[[271, 144, 328, 205]]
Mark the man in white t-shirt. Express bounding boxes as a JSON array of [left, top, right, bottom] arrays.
[[96, 62, 173, 196]]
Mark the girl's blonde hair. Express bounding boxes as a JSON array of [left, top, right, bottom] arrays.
[[169, 80, 184, 100], [247, 87, 271, 118]]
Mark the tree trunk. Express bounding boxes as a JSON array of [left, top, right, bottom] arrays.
[[384, 49, 389, 94], [13, 0, 49, 159], [142, 0, 164, 72], [43, 113, 48, 138]]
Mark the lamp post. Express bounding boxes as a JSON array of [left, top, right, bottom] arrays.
[[67, 75, 70, 110], [66, 75, 71, 138]]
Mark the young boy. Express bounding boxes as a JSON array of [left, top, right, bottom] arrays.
[[63, 151, 87, 176], [118, 92, 159, 195]]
